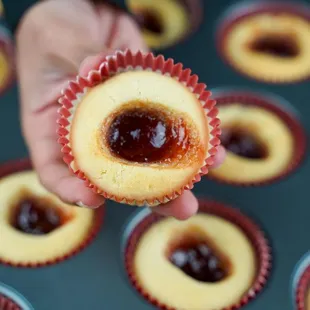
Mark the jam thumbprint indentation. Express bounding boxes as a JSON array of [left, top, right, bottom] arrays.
[[249, 33, 300, 58], [167, 227, 230, 282], [105, 103, 193, 164], [135, 10, 163, 34], [10, 193, 72, 235], [221, 127, 267, 159]]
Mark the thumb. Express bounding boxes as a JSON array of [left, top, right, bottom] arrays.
[[78, 49, 117, 77]]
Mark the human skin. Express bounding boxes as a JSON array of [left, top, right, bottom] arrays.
[[16, 0, 225, 220]]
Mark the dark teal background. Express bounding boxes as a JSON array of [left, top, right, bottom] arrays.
[[0, 0, 309, 309]]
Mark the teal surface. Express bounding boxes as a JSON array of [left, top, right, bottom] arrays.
[[0, 1, 309, 309]]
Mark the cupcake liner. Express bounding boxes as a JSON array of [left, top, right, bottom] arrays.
[[57, 49, 220, 206], [0, 294, 21, 310], [124, 199, 271, 310], [296, 264, 310, 310], [292, 251, 310, 310], [216, 0, 310, 84], [0, 25, 14, 95], [0, 158, 104, 268], [0, 282, 34, 310], [208, 89, 307, 187]]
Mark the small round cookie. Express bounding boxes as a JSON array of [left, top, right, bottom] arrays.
[[126, 0, 201, 49], [211, 104, 294, 183], [0, 170, 102, 266], [218, 2, 310, 83], [209, 92, 305, 185], [133, 214, 256, 309], [58, 50, 220, 206], [124, 200, 271, 310]]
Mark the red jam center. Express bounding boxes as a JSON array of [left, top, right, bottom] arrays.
[[106, 107, 190, 163], [250, 34, 299, 57], [169, 242, 227, 282], [221, 127, 267, 159], [11, 198, 63, 235], [135, 10, 163, 34]]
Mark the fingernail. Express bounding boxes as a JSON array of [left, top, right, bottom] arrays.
[[76, 201, 98, 209]]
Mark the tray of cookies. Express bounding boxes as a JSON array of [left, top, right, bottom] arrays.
[[0, 0, 309, 309]]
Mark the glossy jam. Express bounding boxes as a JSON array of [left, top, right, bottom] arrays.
[[106, 107, 190, 163], [135, 10, 163, 34], [221, 127, 267, 159], [11, 198, 62, 235], [169, 242, 227, 282], [250, 34, 299, 58]]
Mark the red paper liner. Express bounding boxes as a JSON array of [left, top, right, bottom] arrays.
[[57, 49, 220, 206], [0, 28, 14, 95], [216, 0, 310, 84], [0, 294, 21, 310], [124, 199, 271, 310], [0, 158, 104, 268], [296, 265, 310, 310], [208, 90, 307, 186]]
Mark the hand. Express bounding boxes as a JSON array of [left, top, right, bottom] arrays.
[[17, 0, 225, 219]]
